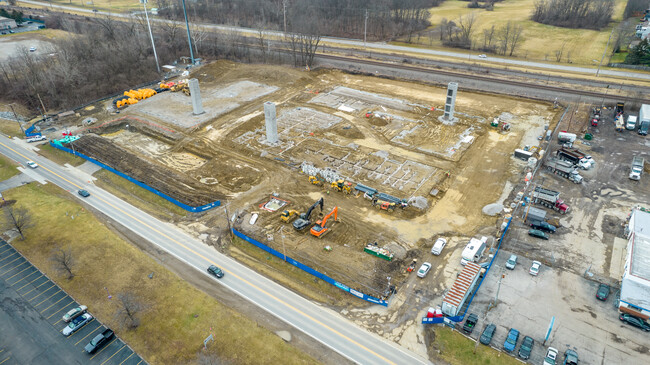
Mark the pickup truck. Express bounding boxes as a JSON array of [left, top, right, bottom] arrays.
[[84, 328, 114, 353]]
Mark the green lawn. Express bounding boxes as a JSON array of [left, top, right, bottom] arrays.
[[3, 182, 315, 365], [402, 0, 630, 65], [433, 327, 523, 365], [37, 143, 86, 167], [0, 154, 19, 181]]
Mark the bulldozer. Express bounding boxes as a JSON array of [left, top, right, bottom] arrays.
[[280, 209, 300, 223], [310, 206, 338, 238], [293, 198, 324, 231], [331, 179, 352, 194], [308, 176, 323, 186]]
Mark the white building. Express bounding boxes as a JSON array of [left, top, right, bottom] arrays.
[[621, 208, 650, 319], [0, 16, 17, 30]]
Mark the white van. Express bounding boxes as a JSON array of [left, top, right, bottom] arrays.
[[460, 237, 487, 266], [627, 115, 638, 130]]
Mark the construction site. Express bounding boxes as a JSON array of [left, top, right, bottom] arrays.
[[51, 60, 561, 331]]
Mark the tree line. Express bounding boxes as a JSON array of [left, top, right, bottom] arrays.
[[0, 13, 330, 112], [531, 0, 614, 30], [155, 0, 438, 41]]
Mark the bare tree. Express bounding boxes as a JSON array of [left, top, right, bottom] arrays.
[[114, 291, 146, 329], [50, 246, 75, 279], [555, 42, 566, 62], [3, 206, 34, 240], [256, 23, 267, 63], [498, 22, 512, 55], [508, 23, 524, 56], [456, 12, 477, 49]]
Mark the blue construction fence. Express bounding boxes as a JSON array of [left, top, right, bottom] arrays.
[[422, 217, 513, 324], [49, 141, 220, 212], [232, 228, 388, 306]]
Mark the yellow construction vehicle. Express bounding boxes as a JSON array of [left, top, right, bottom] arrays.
[[308, 176, 323, 186], [331, 179, 352, 194], [373, 199, 396, 212], [280, 209, 300, 223]]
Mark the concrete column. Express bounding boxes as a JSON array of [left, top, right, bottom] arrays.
[[188, 78, 204, 115], [264, 101, 278, 143], [443, 82, 458, 122]]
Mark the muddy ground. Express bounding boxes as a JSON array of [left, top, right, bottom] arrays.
[[53, 60, 561, 357]]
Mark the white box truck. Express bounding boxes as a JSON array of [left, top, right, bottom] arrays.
[[630, 156, 644, 180], [460, 237, 487, 266]]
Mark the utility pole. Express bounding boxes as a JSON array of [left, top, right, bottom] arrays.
[[141, 0, 160, 73], [181, 0, 195, 65], [596, 27, 614, 77], [283, 0, 287, 35], [36, 93, 47, 117], [492, 273, 504, 307], [279, 226, 286, 262], [364, 9, 368, 48], [9, 104, 24, 134], [224, 205, 233, 243]]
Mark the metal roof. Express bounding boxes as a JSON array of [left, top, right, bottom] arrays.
[[443, 262, 481, 307]]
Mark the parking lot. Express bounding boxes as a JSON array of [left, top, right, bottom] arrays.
[[460, 106, 650, 364], [0, 240, 144, 365]]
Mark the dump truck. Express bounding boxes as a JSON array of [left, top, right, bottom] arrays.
[[545, 157, 583, 184], [630, 156, 645, 181], [441, 262, 482, 317], [293, 198, 324, 231], [556, 148, 585, 165], [532, 187, 570, 214]]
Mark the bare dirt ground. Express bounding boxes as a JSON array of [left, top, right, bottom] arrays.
[[64, 60, 561, 357]]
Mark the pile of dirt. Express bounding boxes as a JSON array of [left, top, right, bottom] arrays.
[[70, 135, 222, 206]]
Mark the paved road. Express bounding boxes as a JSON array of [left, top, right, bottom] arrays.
[[0, 240, 143, 365], [17, 0, 650, 80], [0, 137, 430, 364]]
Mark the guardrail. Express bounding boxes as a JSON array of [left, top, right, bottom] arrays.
[[232, 228, 388, 306], [49, 141, 220, 212]]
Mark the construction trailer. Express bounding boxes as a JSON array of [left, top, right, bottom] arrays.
[[441, 262, 482, 317], [522, 206, 547, 223], [621, 208, 650, 319]]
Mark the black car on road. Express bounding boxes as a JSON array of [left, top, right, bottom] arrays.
[[530, 220, 557, 233], [207, 265, 224, 278], [462, 313, 478, 334], [480, 323, 496, 345], [619, 314, 650, 331], [78, 189, 90, 197]]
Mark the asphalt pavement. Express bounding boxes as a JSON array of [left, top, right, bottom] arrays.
[[0, 240, 143, 365], [0, 137, 430, 364]]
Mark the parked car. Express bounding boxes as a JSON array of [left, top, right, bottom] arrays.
[[62, 313, 93, 336], [619, 313, 650, 331], [505, 254, 517, 270], [564, 349, 579, 365], [528, 229, 549, 240], [417, 262, 432, 278], [84, 328, 114, 353], [207, 265, 224, 278], [431, 238, 447, 255], [29, 46, 36, 52], [480, 323, 496, 345], [529, 261, 542, 276], [26, 135, 46, 143], [78, 189, 90, 197], [26, 161, 38, 168], [544, 347, 559, 365], [596, 283, 610, 301], [518, 335, 534, 360], [462, 313, 478, 334], [530, 220, 557, 233], [62, 305, 88, 322], [613, 289, 620, 309], [503, 328, 519, 352]]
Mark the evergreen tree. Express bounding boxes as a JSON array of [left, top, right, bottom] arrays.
[[625, 38, 650, 66]]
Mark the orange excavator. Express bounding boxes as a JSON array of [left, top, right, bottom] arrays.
[[310, 206, 338, 238]]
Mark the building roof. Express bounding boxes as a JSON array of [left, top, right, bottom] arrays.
[[622, 209, 650, 311], [443, 262, 481, 308]]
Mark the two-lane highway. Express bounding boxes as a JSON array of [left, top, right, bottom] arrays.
[[0, 135, 430, 365]]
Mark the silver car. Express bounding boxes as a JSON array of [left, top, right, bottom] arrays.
[[417, 262, 432, 278], [62, 305, 87, 322], [505, 255, 517, 270], [62, 313, 93, 336]]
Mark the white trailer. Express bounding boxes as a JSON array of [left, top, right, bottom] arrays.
[[460, 237, 487, 266], [441, 262, 482, 317]]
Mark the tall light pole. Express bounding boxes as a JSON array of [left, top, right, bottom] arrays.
[[181, 0, 195, 65], [141, 0, 160, 73], [596, 27, 615, 77]]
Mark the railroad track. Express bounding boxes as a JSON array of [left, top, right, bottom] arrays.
[[316, 53, 650, 104]]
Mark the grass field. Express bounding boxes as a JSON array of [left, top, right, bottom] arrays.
[[93, 169, 189, 219], [36, 0, 140, 11], [434, 327, 523, 365], [37, 143, 86, 166], [3, 182, 315, 365], [0, 154, 19, 181], [405, 0, 629, 65]]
